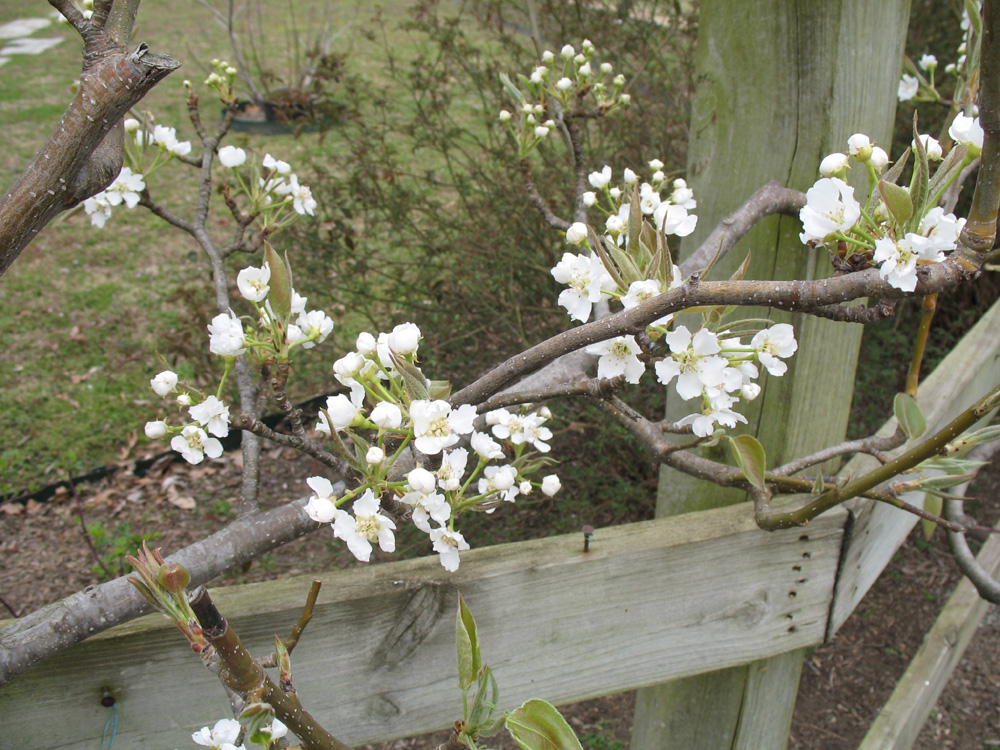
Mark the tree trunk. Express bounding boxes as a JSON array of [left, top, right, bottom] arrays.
[[631, 1, 912, 747]]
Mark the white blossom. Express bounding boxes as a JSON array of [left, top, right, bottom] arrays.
[[217, 145, 246, 168], [550, 252, 616, 322], [588, 165, 612, 189], [471, 430, 504, 460], [437, 448, 469, 491], [798, 177, 861, 246], [262, 153, 291, 174], [144, 420, 167, 439], [207, 311, 246, 357], [912, 134, 943, 160], [304, 476, 343, 524], [410, 400, 476, 455], [334, 489, 396, 562], [566, 222, 589, 244], [191, 718, 243, 748], [150, 370, 178, 397], [819, 152, 849, 177], [388, 322, 421, 354], [171, 425, 223, 465], [586, 335, 645, 383], [898, 74, 919, 101], [541, 474, 561, 496], [189, 395, 230, 437], [370, 402, 403, 430], [317, 391, 364, 434], [430, 526, 470, 571], [948, 113, 984, 152], [920, 207, 965, 253], [654, 326, 728, 400], [236, 263, 270, 302], [400, 489, 450, 533], [751, 324, 798, 377]]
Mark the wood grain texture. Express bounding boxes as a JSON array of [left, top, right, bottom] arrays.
[[858, 522, 1000, 750], [0, 504, 845, 749], [640, 1, 911, 747]]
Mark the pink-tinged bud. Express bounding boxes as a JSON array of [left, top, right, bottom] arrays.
[[157, 561, 191, 593]]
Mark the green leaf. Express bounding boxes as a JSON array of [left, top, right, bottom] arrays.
[[626, 184, 642, 257], [908, 117, 930, 233], [456, 594, 481, 692], [587, 225, 626, 289], [263, 240, 293, 322], [428, 379, 452, 401], [728, 434, 767, 491], [894, 392, 926, 439], [878, 180, 913, 228], [390, 351, 430, 402], [506, 700, 584, 750], [498, 72, 523, 102], [468, 664, 501, 732], [729, 250, 752, 282], [921, 492, 942, 540]]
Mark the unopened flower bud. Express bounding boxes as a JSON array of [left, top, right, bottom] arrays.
[[541, 50, 554, 62], [541, 475, 561, 496], [819, 152, 849, 178], [157, 561, 191, 593], [499, 109, 512, 121], [356, 331, 377, 356], [566, 222, 589, 244], [145, 420, 168, 439], [560, 44, 575, 58], [847, 133, 872, 161], [870, 146, 889, 171], [366, 446, 385, 464]]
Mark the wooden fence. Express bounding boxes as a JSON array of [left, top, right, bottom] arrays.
[[3, 299, 1000, 749]]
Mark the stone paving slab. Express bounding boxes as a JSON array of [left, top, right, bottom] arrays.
[[0, 37, 64, 57], [0, 18, 52, 39]]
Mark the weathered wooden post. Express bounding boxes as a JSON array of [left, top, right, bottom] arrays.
[[631, 2, 912, 747]]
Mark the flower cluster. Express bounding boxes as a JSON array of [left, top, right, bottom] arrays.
[[499, 41, 630, 158], [654, 323, 797, 437], [544, 160, 799, 437], [82, 167, 146, 228], [897, 3, 980, 102], [204, 58, 239, 104], [217, 147, 318, 227], [146, 244, 333, 461], [798, 130, 975, 291], [303, 323, 560, 572]]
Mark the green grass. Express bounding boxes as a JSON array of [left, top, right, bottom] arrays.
[[0, 0, 539, 495]]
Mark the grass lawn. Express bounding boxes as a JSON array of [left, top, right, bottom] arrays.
[[0, 0, 512, 494]]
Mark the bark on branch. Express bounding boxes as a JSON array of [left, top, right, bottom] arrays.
[[0, 1, 179, 276], [0, 497, 319, 686]]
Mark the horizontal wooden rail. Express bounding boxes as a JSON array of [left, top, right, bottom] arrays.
[[3, 299, 1000, 749], [0, 504, 846, 748]]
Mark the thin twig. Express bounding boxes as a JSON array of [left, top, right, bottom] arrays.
[[237, 414, 349, 475], [771, 426, 907, 476], [0, 592, 20, 619]]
